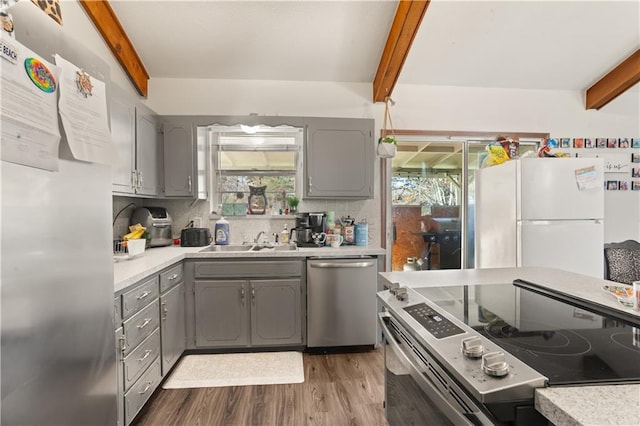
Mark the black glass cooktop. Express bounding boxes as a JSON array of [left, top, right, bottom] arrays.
[[417, 284, 640, 385]]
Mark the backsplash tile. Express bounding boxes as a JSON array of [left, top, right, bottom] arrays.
[[114, 196, 380, 247]]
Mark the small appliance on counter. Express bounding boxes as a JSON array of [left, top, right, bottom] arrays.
[[290, 212, 326, 247], [180, 228, 212, 247], [130, 207, 173, 247]]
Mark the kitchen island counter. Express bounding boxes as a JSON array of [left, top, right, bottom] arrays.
[[379, 267, 640, 426], [114, 245, 385, 293]]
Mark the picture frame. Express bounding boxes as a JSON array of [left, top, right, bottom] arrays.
[[573, 138, 584, 148], [607, 138, 618, 148], [560, 138, 571, 148], [632, 153, 640, 163], [619, 181, 629, 191], [632, 181, 640, 191], [632, 168, 640, 178], [596, 138, 606, 148], [606, 180, 619, 190], [619, 138, 630, 148], [632, 138, 640, 148], [584, 138, 594, 148]]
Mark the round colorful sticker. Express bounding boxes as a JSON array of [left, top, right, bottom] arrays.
[[24, 57, 57, 93]]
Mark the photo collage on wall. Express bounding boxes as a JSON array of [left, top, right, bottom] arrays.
[[558, 138, 640, 191]]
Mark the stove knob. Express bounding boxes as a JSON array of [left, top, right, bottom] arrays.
[[481, 351, 509, 377], [461, 336, 484, 358]]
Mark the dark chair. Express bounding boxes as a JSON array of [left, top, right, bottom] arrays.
[[604, 240, 640, 284]]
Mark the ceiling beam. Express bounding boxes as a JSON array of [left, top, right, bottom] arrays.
[[373, 1, 430, 103], [585, 49, 640, 110], [78, 0, 149, 97]]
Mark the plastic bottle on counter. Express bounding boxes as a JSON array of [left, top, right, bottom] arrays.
[[214, 217, 230, 245], [280, 224, 289, 244]]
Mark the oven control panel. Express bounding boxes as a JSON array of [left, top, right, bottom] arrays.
[[403, 303, 464, 339]]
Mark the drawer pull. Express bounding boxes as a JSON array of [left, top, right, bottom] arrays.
[[136, 291, 151, 300], [167, 273, 179, 281], [138, 381, 153, 395], [137, 350, 152, 363], [161, 302, 168, 319], [137, 318, 152, 329]]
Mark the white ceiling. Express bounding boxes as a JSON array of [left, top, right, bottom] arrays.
[[109, 0, 397, 82], [110, 0, 640, 93]]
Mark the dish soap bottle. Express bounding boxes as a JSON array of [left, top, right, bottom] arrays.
[[280, 224, 289, 244], [214, 217, 230, 245]]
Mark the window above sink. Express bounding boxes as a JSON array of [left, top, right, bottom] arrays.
[[207, 124, 303, 216]]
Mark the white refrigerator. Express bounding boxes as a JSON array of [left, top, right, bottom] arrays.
[[475, 158, 604, 278]]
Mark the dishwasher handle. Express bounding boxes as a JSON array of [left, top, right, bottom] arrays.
[[309, 261, 375, 269]]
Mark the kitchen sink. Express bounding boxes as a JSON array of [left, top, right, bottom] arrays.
[[200, 244, 254, 252], [200, 243, 298, 252], [273, 244, 298, 251]]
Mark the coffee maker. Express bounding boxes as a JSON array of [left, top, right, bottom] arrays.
[[290, 212, 326, 247]]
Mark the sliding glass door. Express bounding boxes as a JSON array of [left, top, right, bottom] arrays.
[[388, 135, 539, 271]]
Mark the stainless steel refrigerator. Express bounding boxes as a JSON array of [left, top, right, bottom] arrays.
[[1, 3, 116, 424]]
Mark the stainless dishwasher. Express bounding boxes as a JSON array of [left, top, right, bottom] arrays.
[[307, 257, 378, 349]]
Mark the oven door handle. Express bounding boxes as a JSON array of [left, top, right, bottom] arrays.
[[379, 313, 476, 426]]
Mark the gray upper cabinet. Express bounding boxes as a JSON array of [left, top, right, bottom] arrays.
[[135, 106, 161, 196], [305, 118, 374, 199], [111, 94, 136, 193], [110, 86, 160, 196], [163, 117, 195, 197]]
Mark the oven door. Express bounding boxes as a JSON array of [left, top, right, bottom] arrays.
[[379, 313, 493, 426]]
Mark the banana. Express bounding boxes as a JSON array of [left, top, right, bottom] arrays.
[[123, 229, 145, 240]]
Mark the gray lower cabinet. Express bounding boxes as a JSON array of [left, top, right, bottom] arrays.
[[195, 280, 249, 347], [160, 281, 186, 376], [115, 261, 186, 426], [191, 259, 305, 349], [115, 327, 125, 426], [251, 279, 302, 346]]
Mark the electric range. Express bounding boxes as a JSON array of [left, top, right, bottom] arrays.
[[378, 281, 640, 425]]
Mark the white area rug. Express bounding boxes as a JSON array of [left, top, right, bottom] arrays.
[[163, 351, 304, 389]]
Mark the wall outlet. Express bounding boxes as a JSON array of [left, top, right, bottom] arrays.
[[193, 217, 202, 228]]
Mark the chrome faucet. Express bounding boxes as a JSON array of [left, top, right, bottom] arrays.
[[253, 231, 266, 244]]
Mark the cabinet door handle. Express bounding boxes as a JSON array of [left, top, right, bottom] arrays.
[[118, 336, 126, 357], [308, 176, 313, 193], [240, 286, 245, 305], [138, 171, 144, 188], [138, 381, 153, 395], [167, 273, 179, 281], [137, 350, 152, 363], [131, 171, 138, 189], [137, 318, 152, 329], [136, 291, 150, 300], [251, 287, 255, 305], [161, 302, 168, 319], [188, 176, 192, 193]]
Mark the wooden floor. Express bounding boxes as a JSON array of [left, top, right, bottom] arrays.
[[133, 348, 388, 426]]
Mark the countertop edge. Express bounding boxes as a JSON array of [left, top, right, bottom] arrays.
[[114, 245, 386, 294], [535, 385, 640, 426]]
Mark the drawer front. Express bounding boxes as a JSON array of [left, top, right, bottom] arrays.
[[160, 264, 183, 293], [123, 300, 160, 356], [122, 277, 159, 319], [124, 328, 160, 391], [124, 358, 161, 426], [194, 260, 302, 278]]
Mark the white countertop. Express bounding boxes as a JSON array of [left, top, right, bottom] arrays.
[[380, 267, 640, 426], [114, 245, 385, 293]]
